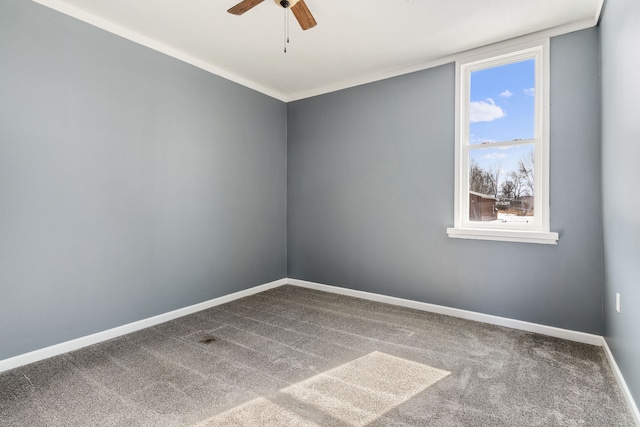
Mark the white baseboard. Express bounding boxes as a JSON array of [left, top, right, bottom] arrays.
[[0, 278, 287, 374], [602, 338, 640, 426], [286, 278, 603, 346], [287, 278, 639, 424], [2, 275, 637, 425]]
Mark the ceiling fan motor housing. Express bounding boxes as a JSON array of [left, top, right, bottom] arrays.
[[276, 0, 301, 8]]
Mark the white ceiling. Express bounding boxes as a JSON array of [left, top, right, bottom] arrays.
[[33, 0, 603, 102]]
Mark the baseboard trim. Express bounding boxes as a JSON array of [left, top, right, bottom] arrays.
[[286, 278, 603, 346], [4, 275, 637, 425], [286, 279, 640, 422], [602, 338, 640, 426], [0, 278, 287, 374]]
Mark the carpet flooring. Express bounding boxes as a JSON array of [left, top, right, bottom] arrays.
[[0, 285, 635, 426]]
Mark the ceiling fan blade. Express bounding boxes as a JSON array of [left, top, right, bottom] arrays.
[[290, 0, 317, 30], [227, 0, 264, 15]]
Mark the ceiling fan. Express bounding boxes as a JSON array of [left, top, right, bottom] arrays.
[[228, 0, 317, 30]]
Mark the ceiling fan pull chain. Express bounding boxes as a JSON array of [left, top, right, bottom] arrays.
[[283, 6, 287, 52]]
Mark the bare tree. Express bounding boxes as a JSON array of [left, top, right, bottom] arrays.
[[500, 180, 515, 200], [469, 160, 497, 196], [469, 160, 484, 193], [490, 162, 501, 199], [510, 170, 525, 200], [518, 151, 534, 197]]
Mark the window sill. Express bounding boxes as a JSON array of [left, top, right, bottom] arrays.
[[446, 227, 559, 245]]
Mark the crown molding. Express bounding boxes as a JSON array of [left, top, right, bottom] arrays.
[[33, 1, 600, 103], [32, 0, 289, 102], [285, 17, 599, 102]]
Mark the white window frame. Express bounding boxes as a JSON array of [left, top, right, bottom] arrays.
[[447, 39, 558, 245]]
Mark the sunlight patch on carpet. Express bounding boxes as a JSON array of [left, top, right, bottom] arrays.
[[195, 351, 450, 426]]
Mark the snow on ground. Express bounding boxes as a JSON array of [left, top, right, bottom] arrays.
[[491, 213, 534, 223]]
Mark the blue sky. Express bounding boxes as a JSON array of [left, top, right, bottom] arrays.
[[469, 58, 535, 183]]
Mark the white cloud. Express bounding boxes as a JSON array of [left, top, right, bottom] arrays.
[[524, 87, 535, 97], [482, 152, 508, 160], [499, 90, 513, 98], [469, 98, 506, 123]]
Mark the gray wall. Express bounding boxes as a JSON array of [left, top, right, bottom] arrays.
[[0, 0, 286, 360], [288, 28, 604, 334], [600, 0, 640, 406], [0, 0, 617, 369]]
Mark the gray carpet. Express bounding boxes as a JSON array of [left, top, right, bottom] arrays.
[[0, 285, 635, 426]]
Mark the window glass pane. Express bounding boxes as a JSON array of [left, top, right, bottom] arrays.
[[469, 144, 535, 223], [469, 59, 535, 145]]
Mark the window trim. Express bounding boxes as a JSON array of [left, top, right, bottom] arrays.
[[447, 39, 558, 245]]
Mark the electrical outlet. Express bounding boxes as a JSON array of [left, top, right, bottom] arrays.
[[616, 293, 621, 313]]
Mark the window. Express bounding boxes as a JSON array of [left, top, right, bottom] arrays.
[[447, 40, 558, 244]]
